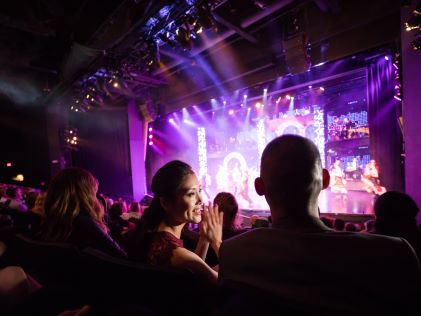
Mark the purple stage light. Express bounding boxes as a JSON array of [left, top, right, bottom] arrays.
[[149, 127, 153, 132], [184, 119, 195, 126], [169, 118, 175, 124], [384, 56, 389, 61], [149, 135, 153, 139], [149, 141, 154, 146], [228, 109, 235, 115], [243, 94, 248, 99], [394, 95, 402, 101]]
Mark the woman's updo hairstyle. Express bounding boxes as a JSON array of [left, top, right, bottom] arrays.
[[140, 160, 195, 231]]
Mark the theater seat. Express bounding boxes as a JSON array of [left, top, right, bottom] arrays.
[[2, 234, 84, 288], [82, 248, 217, 315]]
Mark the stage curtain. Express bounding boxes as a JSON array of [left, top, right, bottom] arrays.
[[72, 109, 132, 200], [367, 56, 404, 192]]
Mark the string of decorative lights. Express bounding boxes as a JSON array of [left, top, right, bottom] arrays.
[[197, 127, 208, 178]]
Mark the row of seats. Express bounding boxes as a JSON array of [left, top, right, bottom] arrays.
[[0, 231, 216, 315]]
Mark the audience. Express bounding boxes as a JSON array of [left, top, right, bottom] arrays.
[[2, 186, 28, 212], [373, 191, 421, 259], [108, 202, 131, 242], [333, 218, 345, 231], [121, 202, 142, 221], [219, 135, 421, 315], [124, 160, 223, 283], [39, 167, 127, 258]]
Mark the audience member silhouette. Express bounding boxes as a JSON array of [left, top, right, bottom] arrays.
[[333, 218, 345, 231], [219, 135, 421, 315], [373, 191, 421, 259], [3, 186, 28, 212], [214, 192, 247, 239], [124, 160, 223, 283], [39, 167, 126, 258], [108, 202, 131, 243]]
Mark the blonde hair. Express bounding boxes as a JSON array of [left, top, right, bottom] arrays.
[[41, 168, 107, 242]]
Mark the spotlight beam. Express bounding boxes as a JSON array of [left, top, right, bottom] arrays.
[[160, 49, 195, 65]]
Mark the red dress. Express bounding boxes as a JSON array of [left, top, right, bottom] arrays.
[[147, 231, 184, 265]]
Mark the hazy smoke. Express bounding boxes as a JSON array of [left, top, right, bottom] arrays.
[[0, 72, 42, 105]]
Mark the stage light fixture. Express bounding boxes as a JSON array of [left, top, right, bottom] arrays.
[[319, 87, 325, 91], [149, 127, 153, 132], [176, 26, 192, 50], [384, 56, 389, 61], [255, 102, 262, 109], [169, 118, 175, 124], [196, 3, 216, 30], [149, 135, 153, 139], [228, 109, 235, 115], [149, 141, 154, 146], [405, 11, 420, 31], [286, 95, 291, 100]]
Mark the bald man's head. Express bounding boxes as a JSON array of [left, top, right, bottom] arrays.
[[255, 135, 327, 214]]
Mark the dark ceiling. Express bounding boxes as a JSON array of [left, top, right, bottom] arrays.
[[0, 0, 401, 110]]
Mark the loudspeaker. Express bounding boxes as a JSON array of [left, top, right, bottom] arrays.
[[283, 33, 310, 74]]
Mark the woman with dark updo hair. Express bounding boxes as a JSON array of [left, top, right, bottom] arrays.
[[124, 160, 223, 283], [213, 192, 248, 239], [39, 167, 126, 258]]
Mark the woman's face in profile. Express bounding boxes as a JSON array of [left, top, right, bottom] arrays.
[[165, 173, 203, 225]]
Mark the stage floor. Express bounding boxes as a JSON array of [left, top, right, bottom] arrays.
[[238, 189, 376, 218]]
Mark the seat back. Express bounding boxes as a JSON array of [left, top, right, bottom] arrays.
[[82, 248, 216, 315], [2, 234, 85, 288]]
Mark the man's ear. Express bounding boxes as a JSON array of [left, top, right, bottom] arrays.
[[322, 168, 330, 190], [254, 177, 265, 196]]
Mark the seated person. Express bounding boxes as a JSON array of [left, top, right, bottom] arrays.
[[108, 202, 131, 242], [205, 192, 249, 266], [38, 168, 126, 258], [373, 191, 421, 259], [121, 202, 142, 221], [2, 187, 28, 212], [219, 135, 421, 315], [214, 192, 248, 239], [123, 160, 223, 283]]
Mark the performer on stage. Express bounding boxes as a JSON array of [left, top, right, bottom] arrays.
[[362, 159, 386, 195], [341, 117, 355, 139], [238, 169, 253, 208], [329, 159, 348, 195]]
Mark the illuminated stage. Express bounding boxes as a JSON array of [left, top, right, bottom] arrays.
[[146, 52, 396, 215]]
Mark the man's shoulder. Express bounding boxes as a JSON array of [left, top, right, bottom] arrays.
[[221, 228, 277, 250], [221, 228, 410, 252]]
